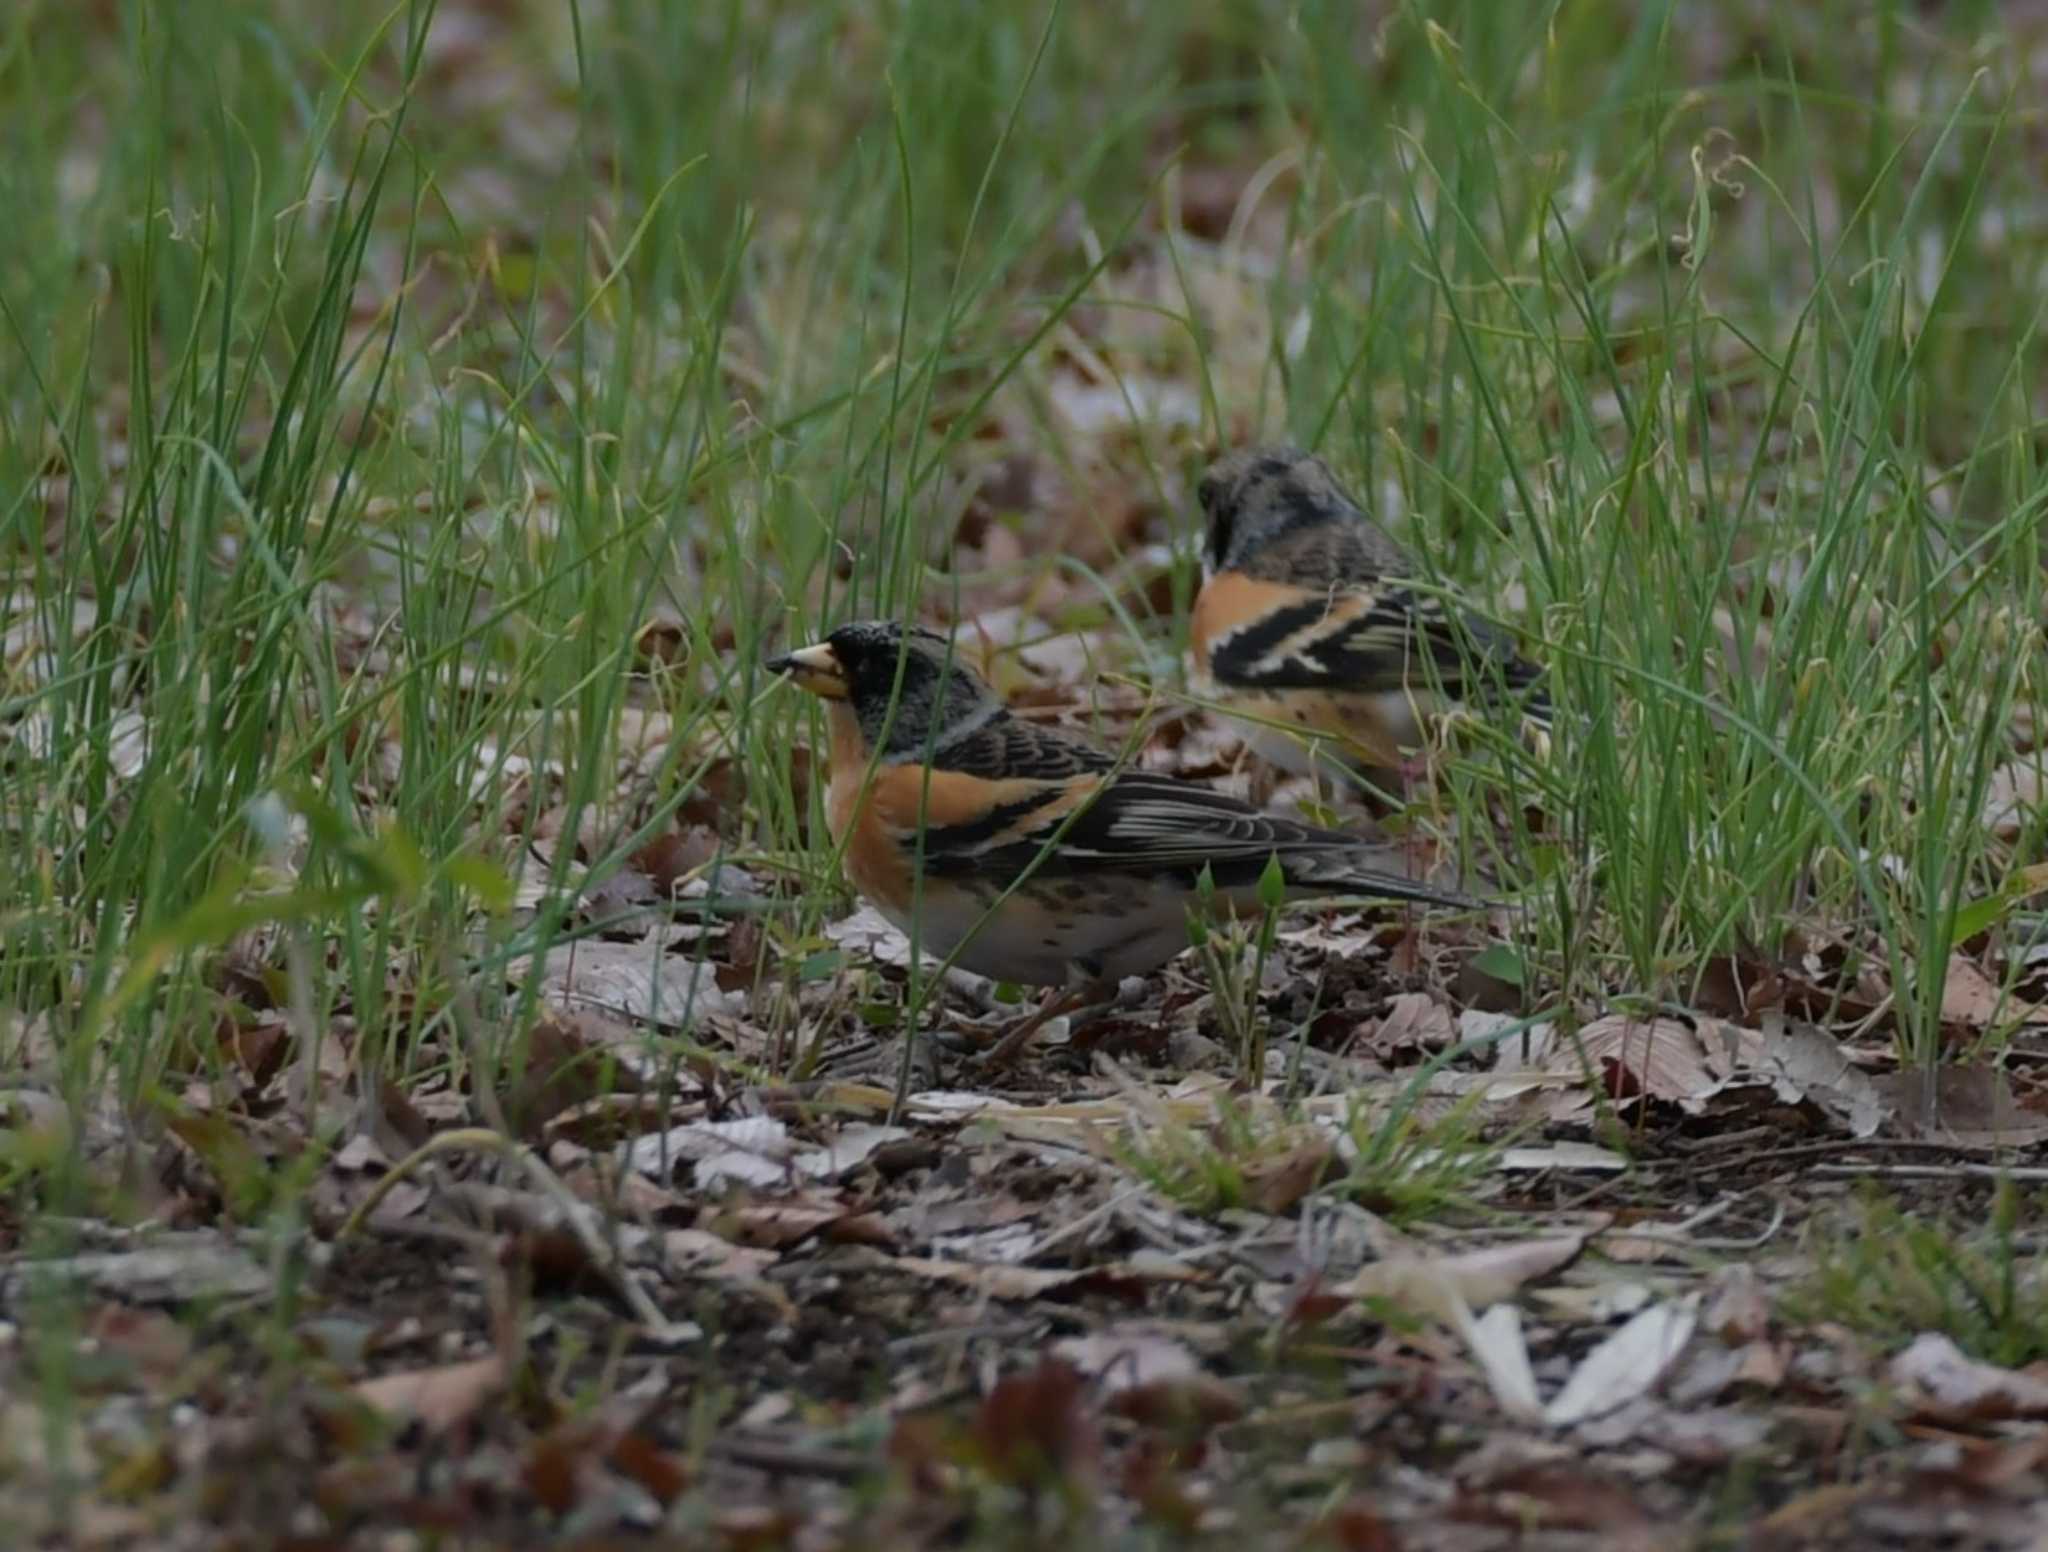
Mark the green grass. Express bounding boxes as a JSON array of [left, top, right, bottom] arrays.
[[5, 0, 2048, 1530], [11, 3, 2041, 1106], [0, 5, 2037, 1119], [1790, 1182, 2048, 1366]]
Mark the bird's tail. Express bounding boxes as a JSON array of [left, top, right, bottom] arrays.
[[1280, 844, 1486, 911]]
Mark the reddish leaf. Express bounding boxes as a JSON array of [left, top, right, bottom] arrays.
[[970, 1358, 1098, 1488]]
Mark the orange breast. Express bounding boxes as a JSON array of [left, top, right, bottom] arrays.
[[823, 707, 911, 914]]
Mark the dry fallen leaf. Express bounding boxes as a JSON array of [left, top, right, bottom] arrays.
[[660, 1228, 781, 1283], [1054, 1329, 1245, 1428], [1362, 991, 1458, 1055], [1459, 1302, 1543, 1422], [825, 906, 994, 996], [1890, 1332, 2048, 1421], [1498, 1142, 1629, 1173], [1544, 1295, 1700, 1427], [793, 1121, 912, 1179], [1938, 954, 2040, 1033], [624, 1115, 793, 1188], [1, 1238, 273, 1304], [353, 1354, 507, 1435], [1491, 1015, 1718, 1119], [1238, 1136, 1334, 1213], [1566, 1015, 1716, 1106], [1451, 1460, 1655, 1533], [515, 933, 742, 1029], [891, 1255, 1195, 1300], [1338, 1233, 1587, 1316], [1701, 1264, 1771, 1344], [1754, 1017, 1889, 1138], [1873, 1062, 2048, 1147], [1982, 754, 2046, 841]]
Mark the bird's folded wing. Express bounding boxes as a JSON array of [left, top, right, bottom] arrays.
[[1209, 580, 1544, 705], [923, 771, 1341, 886]]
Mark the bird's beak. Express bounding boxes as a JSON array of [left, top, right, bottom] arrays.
[[763, 640, 849, 700]]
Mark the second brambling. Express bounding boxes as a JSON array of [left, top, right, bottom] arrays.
[[1192, 445, 1551, 788], [766, 619, 1477, 1064]]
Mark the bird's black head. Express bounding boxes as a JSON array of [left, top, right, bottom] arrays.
[[1198, 443, 1360, 574], [766, 619, 1000, 757]]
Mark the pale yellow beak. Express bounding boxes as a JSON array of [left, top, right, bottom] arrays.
[[764, 640, 849, 700]]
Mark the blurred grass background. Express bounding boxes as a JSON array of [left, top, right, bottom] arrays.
[[3, 0, 2046, 1133]]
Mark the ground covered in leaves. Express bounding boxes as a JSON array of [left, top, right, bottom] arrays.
[[9, 0, 2048, 1547]]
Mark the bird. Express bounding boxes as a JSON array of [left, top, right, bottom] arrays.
[[1191, 444, 1551, 790], [765, 618, 1477, 1065]]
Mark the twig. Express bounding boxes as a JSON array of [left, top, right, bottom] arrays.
[[1811, 1162, 2048, 1183], [1602, 1196, 1789, 1252], [705, 1435, 874, 1480], [335, 1127, 694, 1341], [1027, 1183, 1149, 1258], [1693, 1138, 2043, 1170]]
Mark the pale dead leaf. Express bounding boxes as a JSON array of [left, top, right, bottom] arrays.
[[1338, 1233, 1587, 1316], [1, 1238, 272, 1304], [933, 1220, 1041, 1265], [1499, 1142, 1629, 1173], [824, 907, 993, 995], [1056, 1329, 1246, 1426], [1458, 1302, 1543, 1422], [1365, 992, 1457, 1055], [1874, 1063, 2048, 1147], [353, 1354, 507, 1434], [714, 1196, 857, 1249], [897, 1194, 1041, 1240], [1459, 1007, 1536, 1057], [1572, 1015, 1715, 1107], [624, 1115, 792, 1188], [1755, 1017, 1889, 1138], [793, 1122, 911, 1180], [1274, 909, 1384, 959], [1701, 1264, 1771, 1344], [891, 1256, 1199, 1299], [515, 934, 741, 1029], [330, 1132, 392, 1172], [1731, 1342, 1788, 1390], [0, 1088, 70, 1147], [1591, 1230, 1679, 1266], [1530, 1282, 1655, 1323], [1939, 955, 2036, 1031], [1544, 1295, 1700, 1426], [1890, 1332, 2048, 1421], [1488, 1016, 1715, 1119], [1694, 1017, 1768, 1078], [1983, 754, 2046, 841], [1055, 1330, 1201, 1391], [1238, 1136, 1334, 1213], [659, 1228, 780, 1283]]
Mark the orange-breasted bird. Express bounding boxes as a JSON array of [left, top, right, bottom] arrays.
[[767, 618, 1476, 1063], [1191, 445, 1550, 787]]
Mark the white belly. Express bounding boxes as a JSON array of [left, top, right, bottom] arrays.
[[1239, 689, 1425, 784]]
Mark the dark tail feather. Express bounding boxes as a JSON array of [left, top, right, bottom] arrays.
[[1281, 846, 1487, 911]]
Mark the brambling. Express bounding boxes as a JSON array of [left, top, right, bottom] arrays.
[[1192, 445, 1551, 788], [766, 619, 1476, 1064]]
